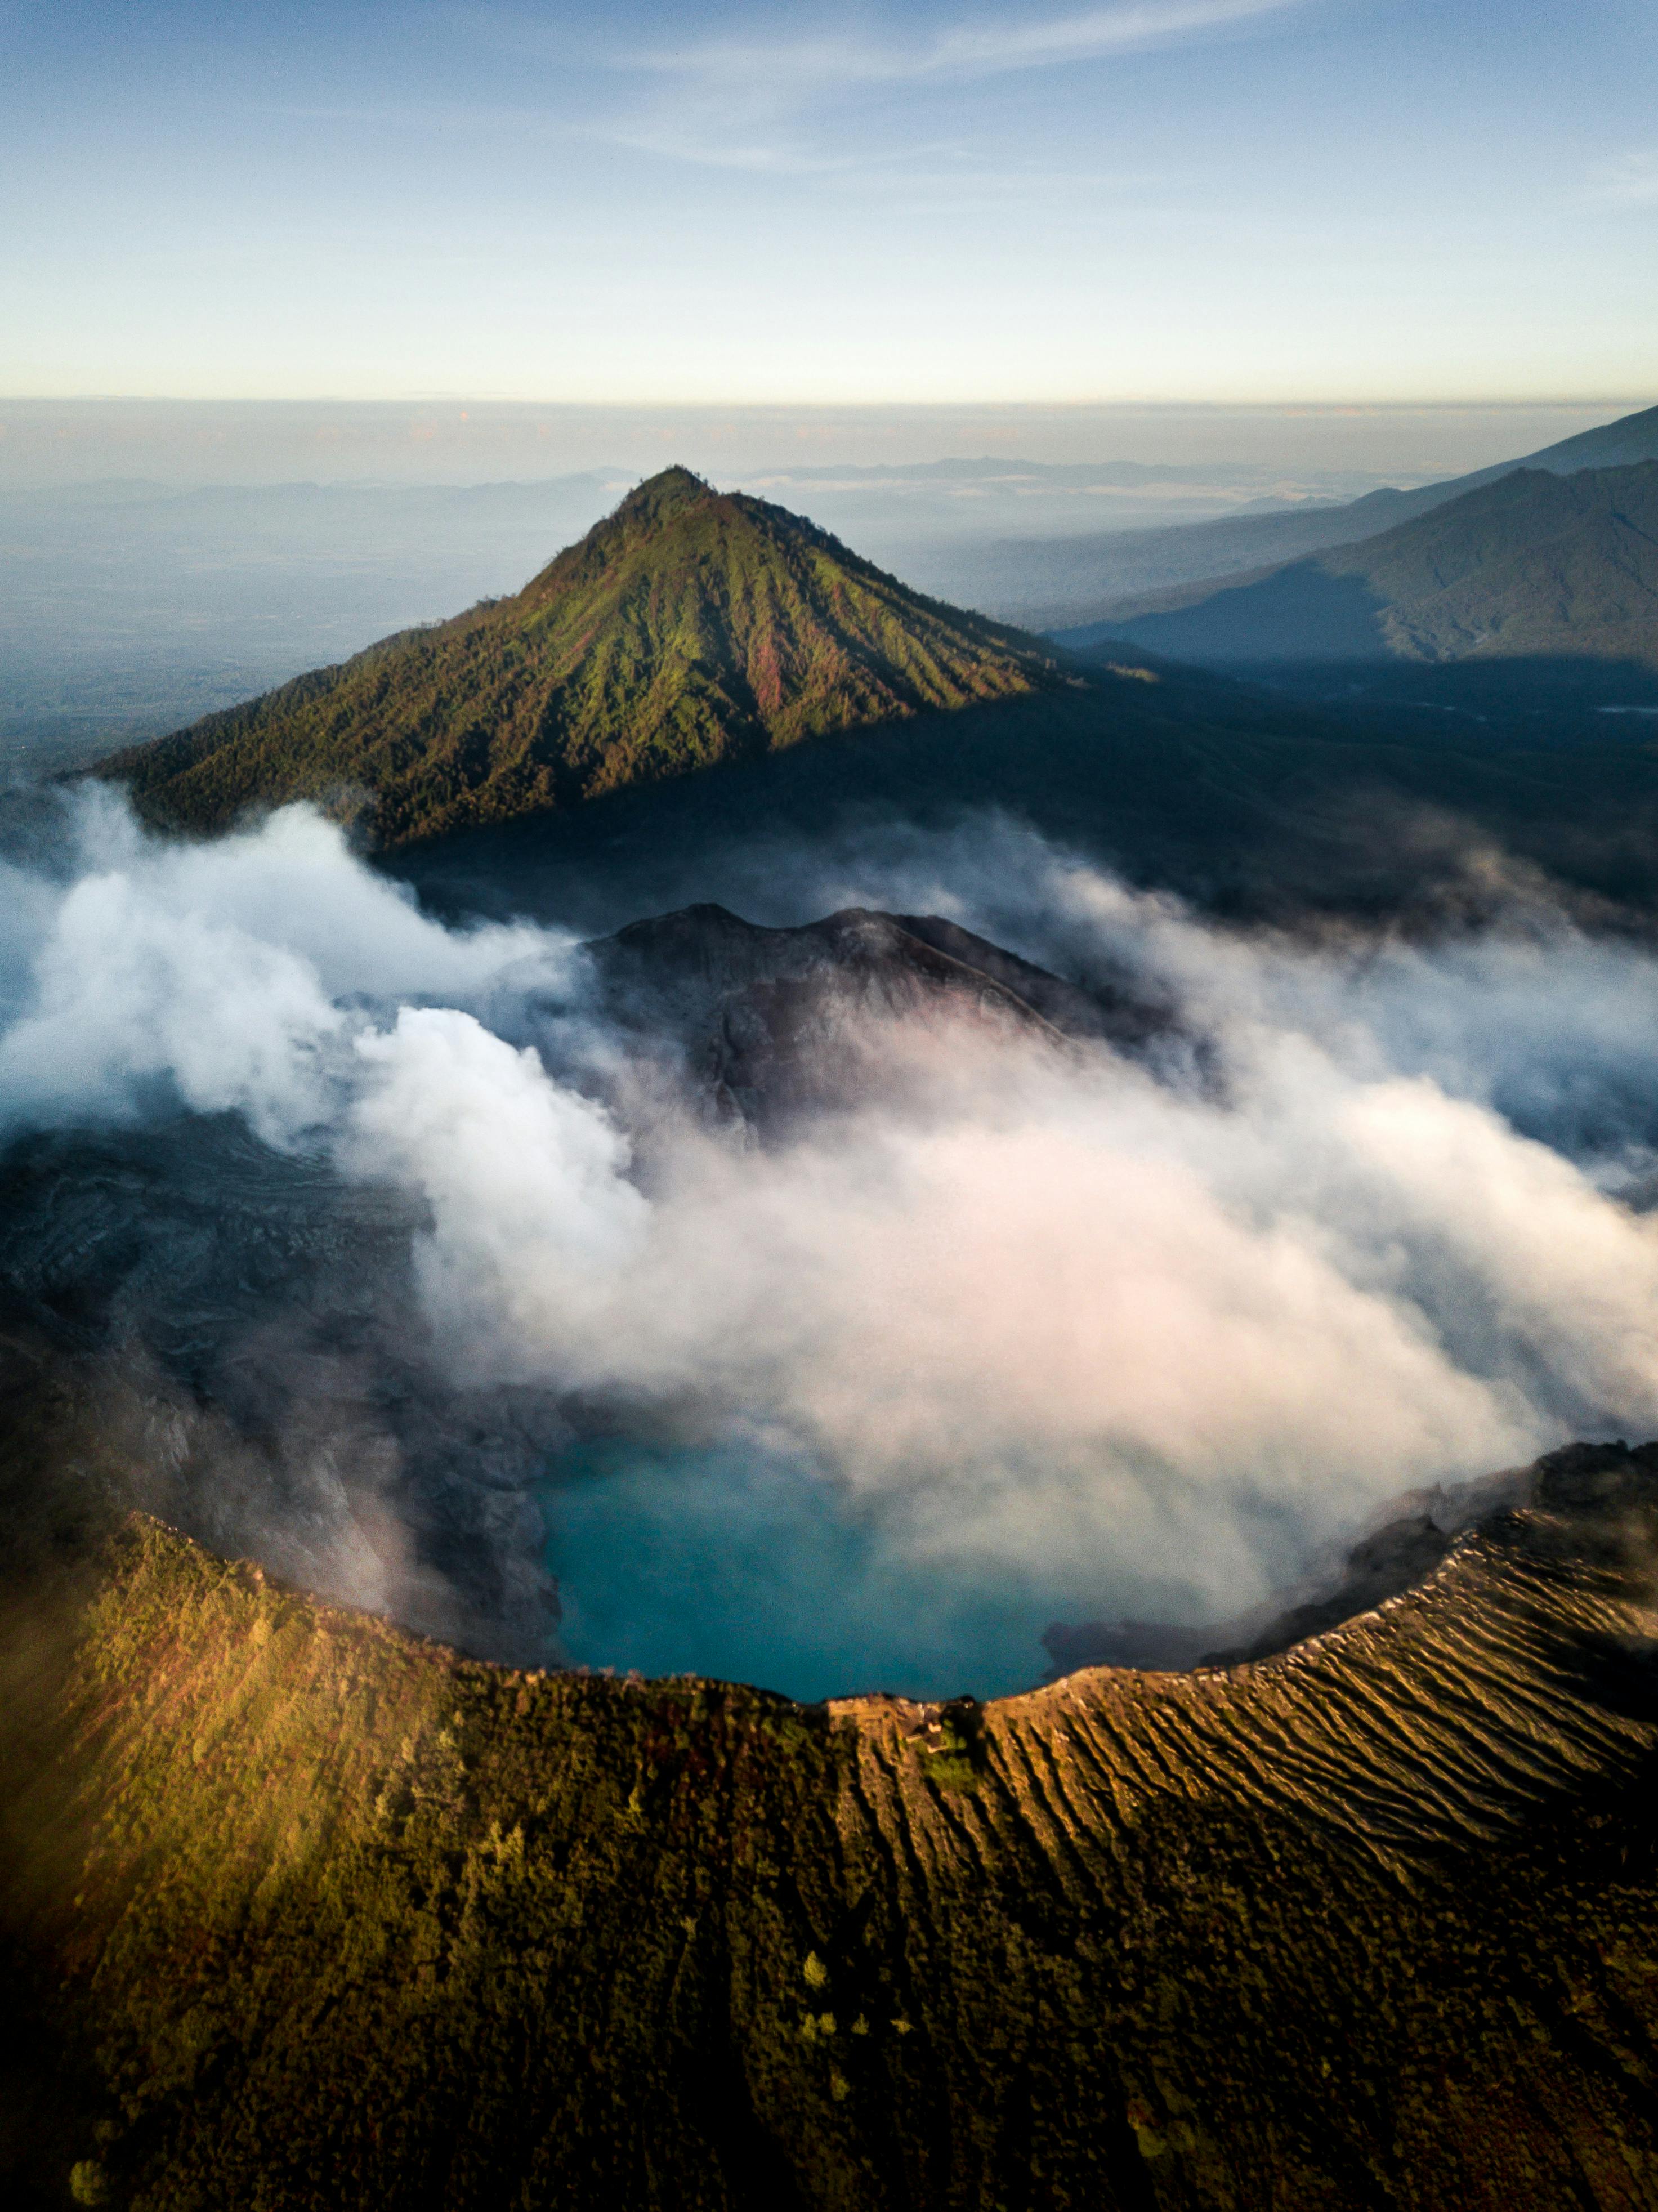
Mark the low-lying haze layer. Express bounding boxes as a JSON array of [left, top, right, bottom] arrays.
[[3, 791, 1657, 1696]]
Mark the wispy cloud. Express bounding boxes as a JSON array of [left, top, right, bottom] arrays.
[[1585, 150, 1658, 209], [636, 0, 1310, 90], [596, 121, 971, 180], [602, 0, 1312, 180]]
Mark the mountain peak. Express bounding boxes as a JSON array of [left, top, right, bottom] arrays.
[[105, 473, 1066, 848], [613, 465, 716, 526]]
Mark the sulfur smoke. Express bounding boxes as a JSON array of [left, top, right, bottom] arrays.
[[3, 788, 1658, 1695]]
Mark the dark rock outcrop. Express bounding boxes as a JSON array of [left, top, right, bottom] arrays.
[[586, 901, 1169, 1129]]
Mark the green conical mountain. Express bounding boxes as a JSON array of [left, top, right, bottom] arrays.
[[102, 467, 1064, 847]]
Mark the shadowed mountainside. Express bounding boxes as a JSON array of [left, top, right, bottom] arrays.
[[79, 444, 1658, 930], [1069, 460, 1658, 672], [394, 660, 1658, 939], [2, 1398, 1657, 2210], [100, 468, 1065, 847]]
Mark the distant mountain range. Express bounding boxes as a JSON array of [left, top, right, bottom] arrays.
[[987, 401, 1658, 632], [1072, 458, 1658, 672], [26, 412, 1656, 779], [106, 468, 1063, 847]]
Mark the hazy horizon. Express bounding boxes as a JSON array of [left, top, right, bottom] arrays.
[[1, 394, 1647, 490]]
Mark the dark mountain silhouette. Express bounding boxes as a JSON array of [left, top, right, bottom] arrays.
[[1072, 459, 1658, 671], [993, 400, 1658, 632], [1529, 401, 1658, 471], [101, 467, 1065, 847]]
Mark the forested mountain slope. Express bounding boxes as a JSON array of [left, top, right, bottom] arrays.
[[102, 468, 1065, 847]]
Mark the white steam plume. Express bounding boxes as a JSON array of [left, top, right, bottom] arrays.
[[6, 789, 1658, 1642]]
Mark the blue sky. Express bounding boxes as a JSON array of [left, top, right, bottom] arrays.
[[3, 0, 1655, 403]]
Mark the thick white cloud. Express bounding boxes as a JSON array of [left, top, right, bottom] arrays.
[[0, 792, 570, 1143], [349, 1007, 649, 1374]]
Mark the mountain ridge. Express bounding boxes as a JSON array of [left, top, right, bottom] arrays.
[[3, 1411, 1656, 2208], [985, 400, 1658, 632], [1069, 457, 1658, 670]]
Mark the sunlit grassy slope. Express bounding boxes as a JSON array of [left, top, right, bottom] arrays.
[[102, 468, 1064, 848], [4, 1414, 1657, 2210]]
